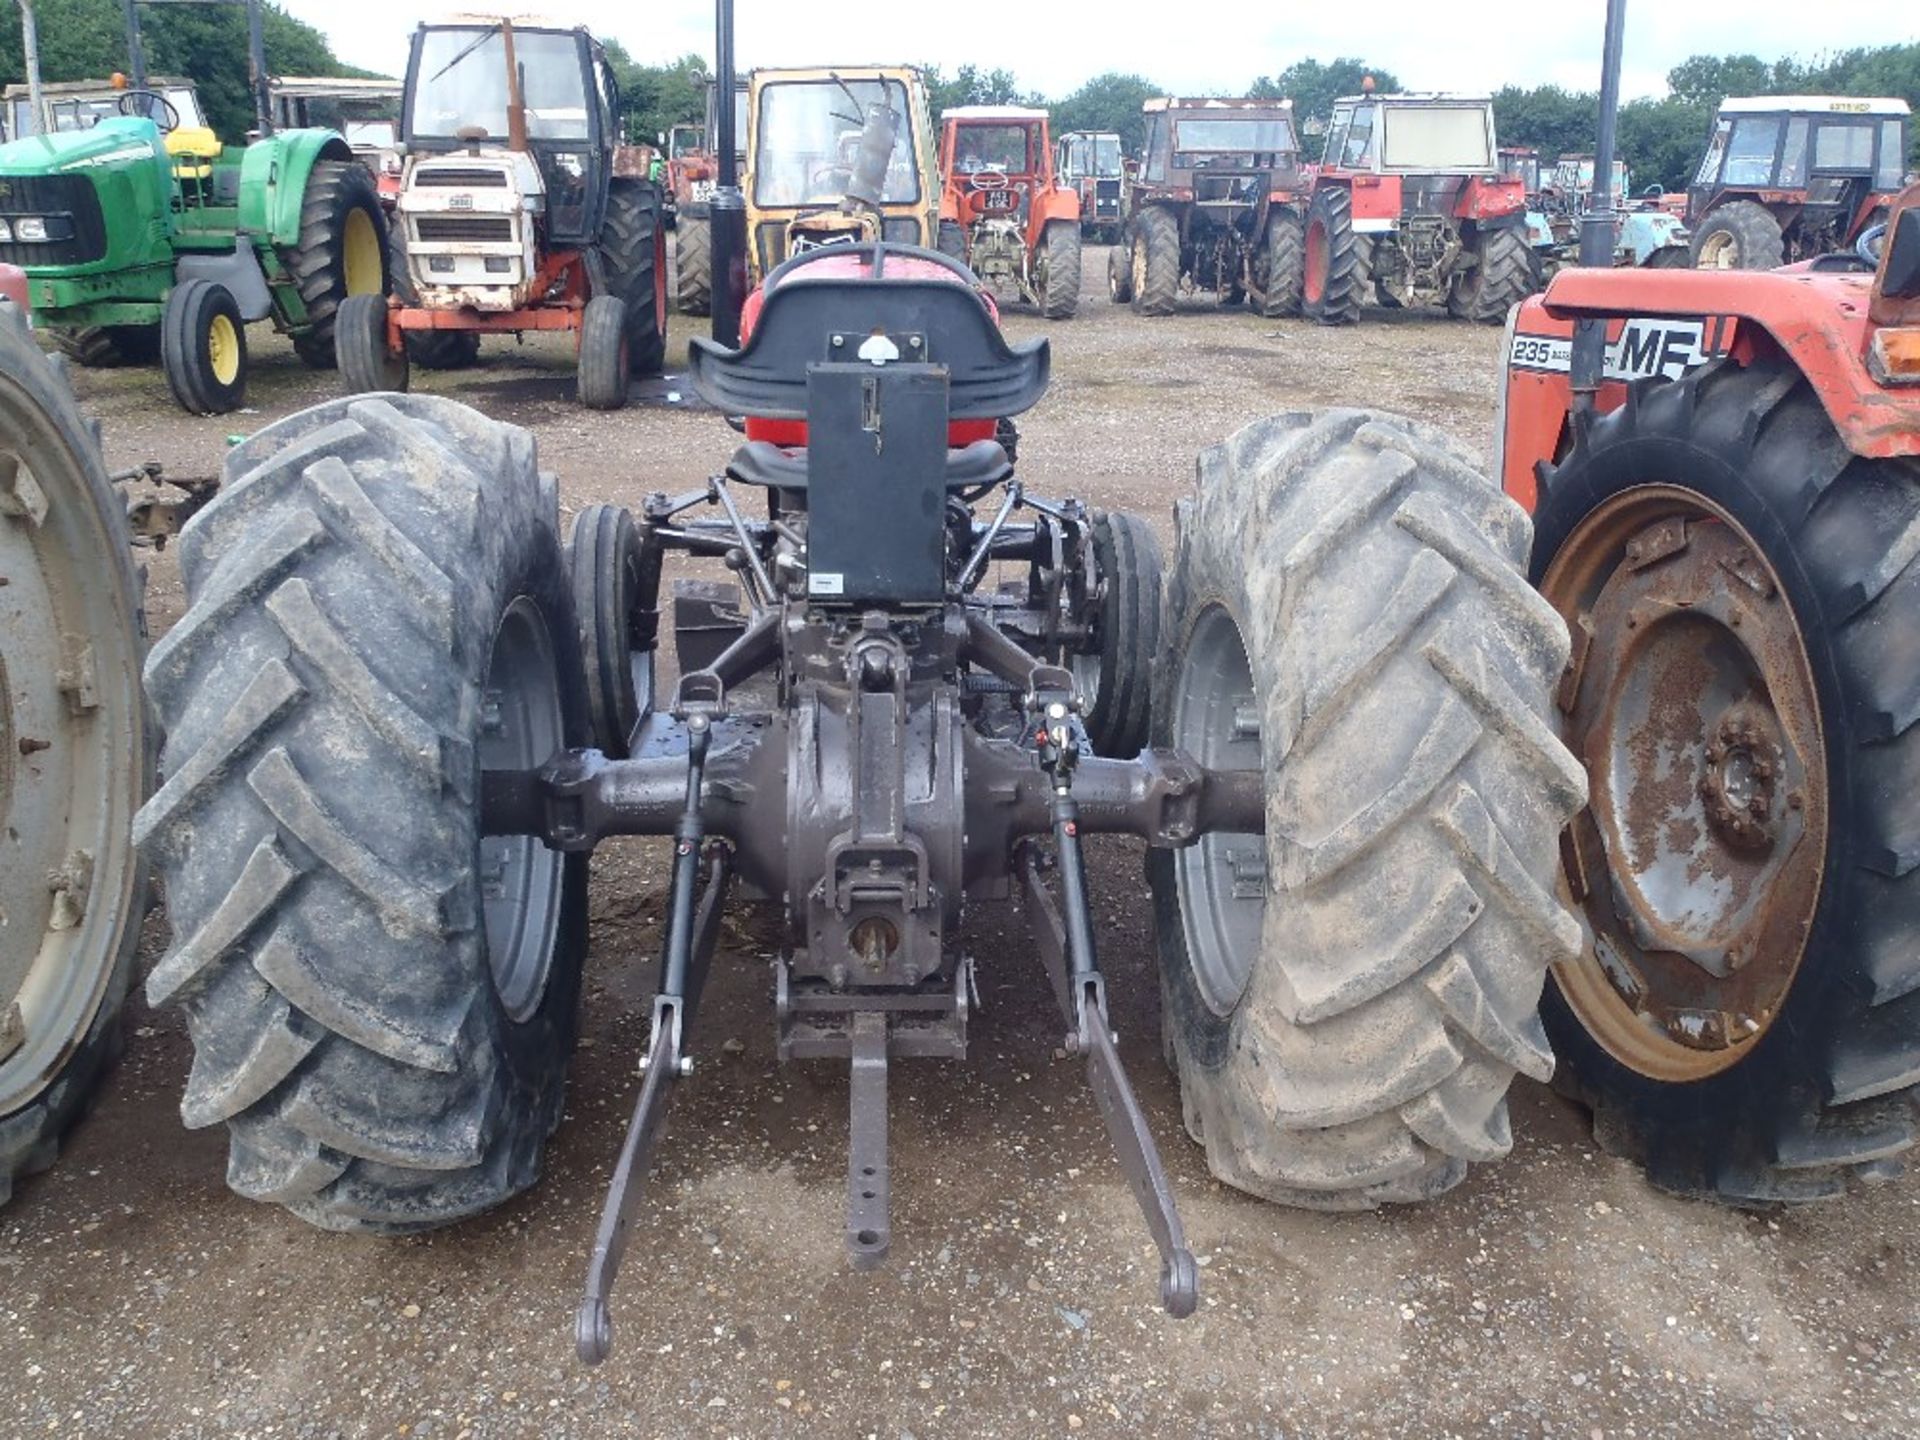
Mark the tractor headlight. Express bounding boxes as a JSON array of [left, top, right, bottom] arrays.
[[15, 217, 47, 242], [484, 256, 511, 273], [0, 218, 12, 242]]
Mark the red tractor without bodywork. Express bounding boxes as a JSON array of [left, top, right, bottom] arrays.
[[1496, 182, 1920, 1203], [1304, 90, 1534, 325], [938, 105, 1083, 318]]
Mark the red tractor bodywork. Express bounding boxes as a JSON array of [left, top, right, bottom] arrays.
[[1498, 182, 1920, 510]]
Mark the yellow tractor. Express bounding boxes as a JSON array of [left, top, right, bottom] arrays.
[[741, 65, 941, 282]]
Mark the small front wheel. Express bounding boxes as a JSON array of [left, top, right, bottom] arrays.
[[336, 292, 408, 395], [161, 279, 247, 415], [577, 295, 631, 411]]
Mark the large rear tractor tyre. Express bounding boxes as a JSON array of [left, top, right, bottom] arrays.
[[52, 325, 161, 369], [1072, 510, 1161, 758], [1106, 233, 1134, 304], [1531, 360, 1920, 1203], [1302, 187, 1361, 326], [0, 302, 149, 1207], [335, 292, 408, 396], [1258, 210, 1305, 318], [135, 394, 590, 1231], [1688, 200, 1786, 271], [1038, 221, 1082, 319], [577, 295, 631, 411], [674, 214, 712, 317], [568, 504, 656, 759], [161, 278, 248, 415], [285, 160, 390, 370], [1130, 205, 1180, 317], [1447, 226, 1535, 324], [1149, 410, 1585, 1208], [601, 179, 667, 377]]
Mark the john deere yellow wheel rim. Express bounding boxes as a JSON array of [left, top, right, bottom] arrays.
[[343, 208, 380, 295], [208, 313, 239, 386]]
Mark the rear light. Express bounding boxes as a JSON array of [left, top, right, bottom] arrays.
[[1868, 328, 1920, 387]]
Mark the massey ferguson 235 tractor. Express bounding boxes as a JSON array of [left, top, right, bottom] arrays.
[[129, 81, 1585, 1359], [1685, 95, 1911, 270], [335, 18, 668, 410], [1499, 139, 1920, 1195], [937, 105, 1082, 318], [1304, 89, 1534, 325], [1107, 97, 1309, 318]]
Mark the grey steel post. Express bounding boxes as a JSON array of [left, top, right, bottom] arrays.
[[1572, 0, 1628, 398], [21, 0, 46, 136], [122, 0, 148, 91], [709, 0, 749, 347], [246, 0, 271, 135]]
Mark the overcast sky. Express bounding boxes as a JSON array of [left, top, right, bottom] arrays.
[[306, 2, 1916, 103]]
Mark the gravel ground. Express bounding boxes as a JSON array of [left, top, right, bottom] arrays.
[[7, 248, 1917, 1439]]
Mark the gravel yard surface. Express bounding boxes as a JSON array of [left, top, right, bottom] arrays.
[[6, 248, 1916, 1439]]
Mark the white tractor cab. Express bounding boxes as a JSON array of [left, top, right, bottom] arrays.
[[270, 77, 405, 185], [3, 76, 206, 140]]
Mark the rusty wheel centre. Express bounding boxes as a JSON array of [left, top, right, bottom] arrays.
[[1543, 486, 1827, 1082]]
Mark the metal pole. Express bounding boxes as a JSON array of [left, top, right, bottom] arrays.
[[122, 0, 148, 91], [709, 0, 749, 347], [246, 0, 271, 134], [21, 0, 46, 136], [1571, 0, 1628, 397]]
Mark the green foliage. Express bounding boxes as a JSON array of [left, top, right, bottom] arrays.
[[1050, 72, 1159, 154], [606, 44, 707, 145], [922, 63, 1035, 118], [1250, 58, 1402, 133], [0, 0, 370, 140], [1491, 85, 1597, 162]]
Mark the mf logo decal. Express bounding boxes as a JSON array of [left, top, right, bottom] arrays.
[[1509, 317, 1726, 383]]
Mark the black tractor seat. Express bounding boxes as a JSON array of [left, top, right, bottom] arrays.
[[687, 241, 1051, 421], [725, 436, 1013, 492]]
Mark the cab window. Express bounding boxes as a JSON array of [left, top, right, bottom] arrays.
[[1141, 113, 1167, 182], [1722, 116, 1780, 186], [1323, 103, 1351, 168], [1341, 104, 1376, 168], [1879, 118, 1908, 191]]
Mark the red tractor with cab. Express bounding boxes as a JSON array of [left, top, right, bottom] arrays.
[[1499, 170, 1920, 1201], [1304, 88, 1534, 324], [1686, 96, 1911, 270], [937, 106, 1082, 318]]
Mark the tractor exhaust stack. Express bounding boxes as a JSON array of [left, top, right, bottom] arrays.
[[1572, 0, 1628, 397], [710, 0, 748, 346]]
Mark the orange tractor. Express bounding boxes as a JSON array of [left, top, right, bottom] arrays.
[[1499, 164, 1920, 1198], [937, 106, 1082, 318]]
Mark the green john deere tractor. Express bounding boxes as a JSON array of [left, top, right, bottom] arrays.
[[0, 75, 388, 414]]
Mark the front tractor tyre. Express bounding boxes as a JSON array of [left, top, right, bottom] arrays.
[[1150, 409, 1585, 1208], [0, 302, 150, 1206], [1130, 206, 1180, 317], [135, 394, 590, 1231], [1532, 360, 1920, 1203], [1072, 510, 1161, 758], [1038, 221, 1082, 320], [601, 179, 668, 377], [674, 214, 712, 316], [286, 159, 391, 370], [336, 292, 408, 396], [1302, 187, 1361, 326], [1688, 200, 1786, 271], [577, 295, 631, 411], [161, 278, 248, 415], [1107, 233, 1134, 304]]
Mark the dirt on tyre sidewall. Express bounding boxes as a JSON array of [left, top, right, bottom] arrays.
[[1687, 200, 1786, 270], [1149, 408, 1585, 1209], [0, 302, 149, 1207], [1039, 222, 1081, 320], [1531, 360, 1920, 1203], [1448, 225, 1535, 324], [133, 394, 590, 1232], [1131, 207, 1180, 317]]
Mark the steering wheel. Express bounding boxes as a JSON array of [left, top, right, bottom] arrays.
[[967, 168, 1009, 191], [117, 89, 180, 133], [1856, 222, 1887, 268]]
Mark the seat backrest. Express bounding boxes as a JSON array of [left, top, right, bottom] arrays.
[[687, 243, 1049, 421]]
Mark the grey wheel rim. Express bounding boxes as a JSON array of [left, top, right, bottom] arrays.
[[0, 377, 143, 1114], [1171, 604, 1264, 1017], [478, 596, 566, 1022]]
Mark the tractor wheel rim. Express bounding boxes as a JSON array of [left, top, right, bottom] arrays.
[[1171, 604, 1264, 1017], [477, 595, 566, 1023], [1131, 237, 1147, 297], [343, 207, 381, 295], [207, 314, 239, 386], [0, 372, 143, 1114], [1697, 230, 1736, 270], [1540, 485, 1826, 1081], [1305, 221, 1327, 304]]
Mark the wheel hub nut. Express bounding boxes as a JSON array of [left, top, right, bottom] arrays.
[[1699, 706, 1779, 854]]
